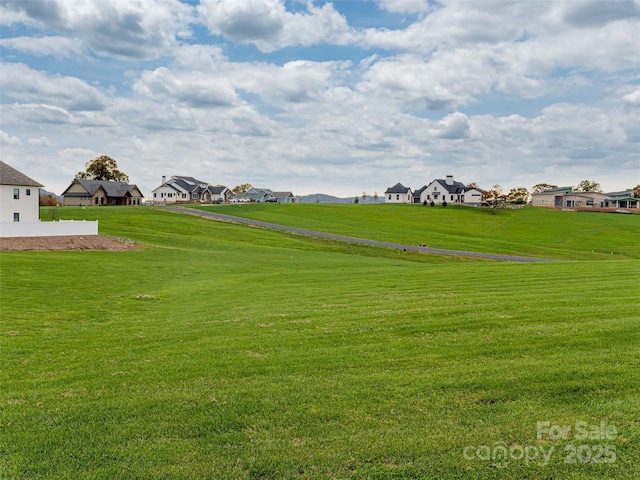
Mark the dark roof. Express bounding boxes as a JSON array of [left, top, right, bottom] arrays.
[[64, 179, 142, 198], [385, 182, 411, 194], [413, 185, 427, 198], [433, 179, 466, 194], [0, 161, 44, 187], [273, 191, 294, 198]]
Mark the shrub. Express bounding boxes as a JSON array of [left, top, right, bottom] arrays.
[[442, 200, 447, 207]]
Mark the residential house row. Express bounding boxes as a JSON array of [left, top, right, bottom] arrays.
[[531, 187, 639, 210], [151, 176, 295, 204], [57, 174, 295, 206], [384, 176, 484, 206]]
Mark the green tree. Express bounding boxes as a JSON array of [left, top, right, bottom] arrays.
[[373, 192, 378, 201], [354, 196, 359, 204], [76, 155, 129, 182], [466, 182, 480, 189], [632, 184, 640, 198], [507, 187, 530, 204], [575, 180, 603, 192], [532, 183, 558, 193]]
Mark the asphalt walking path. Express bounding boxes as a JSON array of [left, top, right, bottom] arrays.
[[164, 206, 555, 262]]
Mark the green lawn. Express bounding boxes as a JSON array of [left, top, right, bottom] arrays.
[[193, 203, 640, 260], [1, 206, 638, 479]]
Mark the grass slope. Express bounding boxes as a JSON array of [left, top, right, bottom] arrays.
[[1, 206, 639, 479], [194, 203, 640, 260]]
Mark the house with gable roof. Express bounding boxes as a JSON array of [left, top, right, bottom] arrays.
[[417, 176, 483, 205], [384, 183, 413, 203], [62, 179, 143, 206], [232, 187, 277, 203], [152, 176, 230, 204], [0, 160, 43, 223]]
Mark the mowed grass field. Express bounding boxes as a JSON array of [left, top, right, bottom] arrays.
[[1, 205, 639, 479]]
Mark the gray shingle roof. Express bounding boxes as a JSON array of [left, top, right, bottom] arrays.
[[64, 179, 141, 198], [385, 182, 411, 194], [434, 179, 466, 194], [0, 161, 44, 187]]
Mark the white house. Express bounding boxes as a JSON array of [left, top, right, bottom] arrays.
[[384, 183, 413, 203], [152, 176, 230, 204], [0, 161, 43, 223], [418, 175, 481, 205]]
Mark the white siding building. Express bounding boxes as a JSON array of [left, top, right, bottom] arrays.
[[384, 183, 413, 204], [0, 161, 43, 224]]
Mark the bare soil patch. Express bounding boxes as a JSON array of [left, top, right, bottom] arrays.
[[0, 235, 138, 251]]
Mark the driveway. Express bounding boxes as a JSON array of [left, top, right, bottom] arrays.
[[164, 206, 555, 262]]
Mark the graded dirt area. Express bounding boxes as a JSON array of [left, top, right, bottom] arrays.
[[0, 235, 137, 251]]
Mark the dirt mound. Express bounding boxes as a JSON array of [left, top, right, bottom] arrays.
[[0, 235, 138, 251]]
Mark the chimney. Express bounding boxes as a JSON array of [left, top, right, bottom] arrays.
[[446, 175, 454, 185], [162, 175, 166, 184]]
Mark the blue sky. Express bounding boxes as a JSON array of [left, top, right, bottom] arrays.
[[1, 0, 639, 197]]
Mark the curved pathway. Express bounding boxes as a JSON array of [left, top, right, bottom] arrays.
[[164, 206, 555, 262]]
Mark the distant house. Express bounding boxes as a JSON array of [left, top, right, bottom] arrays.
[[0, 161, 43, 223], [417, 176, 483, 205], [384, 183, 413, 204], [273, 191, 295, 203], [531, 187, 574, 208], [232, 188, 277, 203], [532, 187, 639, 209], [603, 190, 639, 209], [62, 179, 143, 206], [152, 176, 230, 204]]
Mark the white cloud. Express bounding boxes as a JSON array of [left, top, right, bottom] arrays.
[[0, 36, 86, 58], [376, 0, 431, 15], [1, 63, 106, 111], [28, 136, 55, 146], [0, 130, 22, 146], [133, 67, 239, 107], [0, 0, 194, 59], [197, 0, 352, 52], [623, 89, 640, 106]]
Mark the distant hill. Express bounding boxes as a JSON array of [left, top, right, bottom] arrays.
[[297, 194, 383, 204]]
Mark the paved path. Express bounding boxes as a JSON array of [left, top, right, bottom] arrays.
[[164, 206, 555, 262]]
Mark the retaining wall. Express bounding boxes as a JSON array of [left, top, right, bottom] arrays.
[[0, 220, 99, 238]]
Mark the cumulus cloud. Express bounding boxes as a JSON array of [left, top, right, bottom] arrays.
[[0, 0, 194, 59], [0, 63, 106, 111], [623, 89, 640, 106], [133, 67, 239, 107], [436, 113, 471, 139], [197, 0, 352, 52], [0, 36, 86, 58], [0, 130, 22, 146], [28, 136, 55, 146]]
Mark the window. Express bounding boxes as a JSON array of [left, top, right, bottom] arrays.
[[13, 212, 19, 222], [154, 193, 157, 198], [451, 195, 454, 201], [396, 194, 400, 200], [26, 188, 31, 196], [13, 188, 19, 199]]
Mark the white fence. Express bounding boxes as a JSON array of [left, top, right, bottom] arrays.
[[0, 220, 99, 238]]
